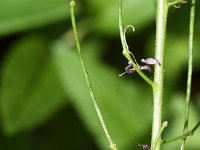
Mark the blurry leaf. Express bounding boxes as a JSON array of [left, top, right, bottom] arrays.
[[53, 41, 152, 149], [165, 33, 200, 82], [0, 0, 69, 36], [87, 0, 155, 35], [165, 34, 188, 80], [0, 35, 65, 136], [162, 94, 200, 150], [146, 33, 200, 82], [0, 134, 31, 150]]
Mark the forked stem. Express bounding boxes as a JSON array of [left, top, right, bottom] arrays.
[[118, 0, 156, 88], [161, 121, 200, 144], [152, 121, 168, 150], [168, 0, 187, 7], [70, 1, 117, 150]]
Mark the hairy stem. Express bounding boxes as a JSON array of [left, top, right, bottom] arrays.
[[180, 0, 196, 149], [70, 1, 117, 150], [152, 121, 168, 150], [151, 0, 168, 150]]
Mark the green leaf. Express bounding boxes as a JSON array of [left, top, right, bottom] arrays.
[[165, 33, 200, 81], [87, 0, 155, 35], [0, 0, 69, 36], [0, 35, 65, 136], [53, 41, 152, 149], [165, 34, 188, 80]]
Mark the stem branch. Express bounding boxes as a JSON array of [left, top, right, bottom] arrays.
[[168, 0, 186, 7], [152, 121, 168, 150], [118, 0, 155, 88], [161, 121, 200, 144]]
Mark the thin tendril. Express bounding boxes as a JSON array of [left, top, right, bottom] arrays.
[[123, 25, 135, 50]]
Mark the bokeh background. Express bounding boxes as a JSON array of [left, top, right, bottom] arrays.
[[0, 0, 200, 150]]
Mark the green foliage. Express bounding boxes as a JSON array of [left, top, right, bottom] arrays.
[[0, 0, 199, 150], [0, 0, 69, 36], [88, 0, 155, 34], [0, 35, 65, 135], [53, 41, 152, 149], [162, 94, 200, 150]]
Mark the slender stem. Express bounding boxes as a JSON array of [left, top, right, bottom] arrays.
[[152, 121, 168, 150], [168, 0, 186, 7], [118, 0, 155, 88], [70, 1, 117, 150], [151, 0, 168, 150], [118, 0, 128, 52], [161, 121, 200, 144], [180, 0, 196, 149]]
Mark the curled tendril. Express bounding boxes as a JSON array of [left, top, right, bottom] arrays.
[[123, 25, 135, 50], [174, 4, 181, 8], [123, 25, 139, 65], [174, 0, 187, 8]]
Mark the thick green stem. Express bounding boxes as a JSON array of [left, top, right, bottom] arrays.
[[151, 0, 168, 150], [70, 1, 117, 150], [181, 0, 196, 149]]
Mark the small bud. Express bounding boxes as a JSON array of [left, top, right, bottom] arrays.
[[163, 121, 168, 127], [138, 144, 151, 150], [119, 61, 135, 76], [125, 61, 135, 74], [126, 68, 135, 74], [141, 58, 161, 66], [139, 65, 152, 72], [125, 62, 133, 71]]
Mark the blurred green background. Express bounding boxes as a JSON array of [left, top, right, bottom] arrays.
[[0, 0, 200, 149]]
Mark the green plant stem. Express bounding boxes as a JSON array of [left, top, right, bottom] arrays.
[[151, 0, 168, 150], [168, 0, 186, 7], [180, 0, 196, 149], [152, 121, 168, 150], [118, 0, 155, 88], [118, 0, 128, 52], [161, 121, 200, 144], [70, 1, 117, 150]]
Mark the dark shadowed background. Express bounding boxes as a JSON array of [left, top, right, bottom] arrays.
[[0, 0, 200, 150]]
